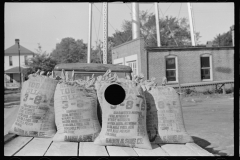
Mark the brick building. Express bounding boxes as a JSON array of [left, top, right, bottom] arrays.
[[112, 38, 234, 91]]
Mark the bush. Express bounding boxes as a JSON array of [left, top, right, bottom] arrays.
[[203, 89, 214, 95], [225, 87, 234, 94], [183, 88, 197, 95]]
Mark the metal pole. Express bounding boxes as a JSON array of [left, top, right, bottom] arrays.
[[87, 3, 92, 63], [231, 26, 234, 47], [132, 3, 140, 39], [102, 2, 108, 64], [187, 3, 196, 46], [18, 41, 22, 90], [155, 3, 161, 47]]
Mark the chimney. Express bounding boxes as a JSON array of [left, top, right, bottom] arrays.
[[132, 3, 140, 39], [206, 41, 213, 47], [15, 39, 19, 44]]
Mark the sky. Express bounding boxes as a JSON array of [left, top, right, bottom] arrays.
[[5, 2, 234, 54]]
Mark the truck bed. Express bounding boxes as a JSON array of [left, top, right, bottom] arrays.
[[4, 133, 214, 156]]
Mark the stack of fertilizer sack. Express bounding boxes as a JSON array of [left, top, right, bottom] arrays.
[[9, 69, 193, 149]]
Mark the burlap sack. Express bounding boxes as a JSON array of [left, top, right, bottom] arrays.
[[9, 74, 58, 137], [94, 79, 152, 149], [145, 86, 193, 143], [53, 80, 101, 142]]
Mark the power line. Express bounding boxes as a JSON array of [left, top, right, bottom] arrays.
[[125, 3, 132, 12], [163, 3, 172, 16], [96, 3, 103, 45], [146, 3, 155, 13], [92, 12, 98, 42], [158, 6, 164, 18], [177, 3, 182, 19]]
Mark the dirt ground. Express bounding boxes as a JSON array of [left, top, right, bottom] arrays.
[[181, 94, 234, 156], [4, 93, 234, 156]]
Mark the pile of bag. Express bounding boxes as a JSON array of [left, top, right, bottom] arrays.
[[9, 69, 193, 148]]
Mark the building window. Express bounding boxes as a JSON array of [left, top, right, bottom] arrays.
[[201, 54, 212, 81], [10, 74, 13, 83], [9, 56, 13, 66], [165, 56, 178, 82], [128, 61, 137, 75], [24, 56, 27, 65]]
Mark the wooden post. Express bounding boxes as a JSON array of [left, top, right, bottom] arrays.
[[222, 84, 226, 94]]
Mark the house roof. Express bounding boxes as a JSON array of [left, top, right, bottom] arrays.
[[5, 66, 29, 73], [5, 39, 35, 56]]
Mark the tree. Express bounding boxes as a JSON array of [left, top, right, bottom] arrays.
[[90, 40, 113, 64], [90, 40, 103, 63], [50, 37, 87, 64], [109, 11, 201, 47], [25, 44, 57, 77], [212, 25, 233, 46]]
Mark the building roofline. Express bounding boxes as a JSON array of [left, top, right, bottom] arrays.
[[5, 53, 34, 56], [112, 37, 144, 50], [145, 46, 234, 52]]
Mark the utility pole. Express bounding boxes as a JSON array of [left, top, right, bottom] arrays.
[[102, 2, 108, 64], [155, 3, 161, 47], [17, 39, 22, 90], [87, 3, 92, 63], [187, 3, 196, 46], [231, 26, 234, 46], [132, 3, 140, 40]]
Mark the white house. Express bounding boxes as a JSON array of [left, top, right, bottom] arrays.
[[4, 39, 34, 88]]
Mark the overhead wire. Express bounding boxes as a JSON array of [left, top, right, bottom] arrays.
[[146, 3, 155, 13], [163, 3, 172, 17], [92, 11, 98, 43], [96, 3, 103, 46], [177, 3, 182, 19]]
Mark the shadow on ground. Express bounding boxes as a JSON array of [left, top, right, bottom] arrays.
[[192, 136, 228, 156]]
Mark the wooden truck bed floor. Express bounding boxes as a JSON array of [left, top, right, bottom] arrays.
[[4, 134, 214, 156]]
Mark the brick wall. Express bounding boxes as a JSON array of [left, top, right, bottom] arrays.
[[147, 47, 234, 85], [112, 37, 145, 76]]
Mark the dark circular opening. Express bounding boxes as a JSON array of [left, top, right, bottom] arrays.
[[104, 84, 126, 105]]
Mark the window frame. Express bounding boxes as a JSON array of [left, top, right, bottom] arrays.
[[200, 54, 213, 81], [165, 55, 178, 83], [9, 56, 13, 66], [127, 60, 137, 75], [125, 54, 138, 75]]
